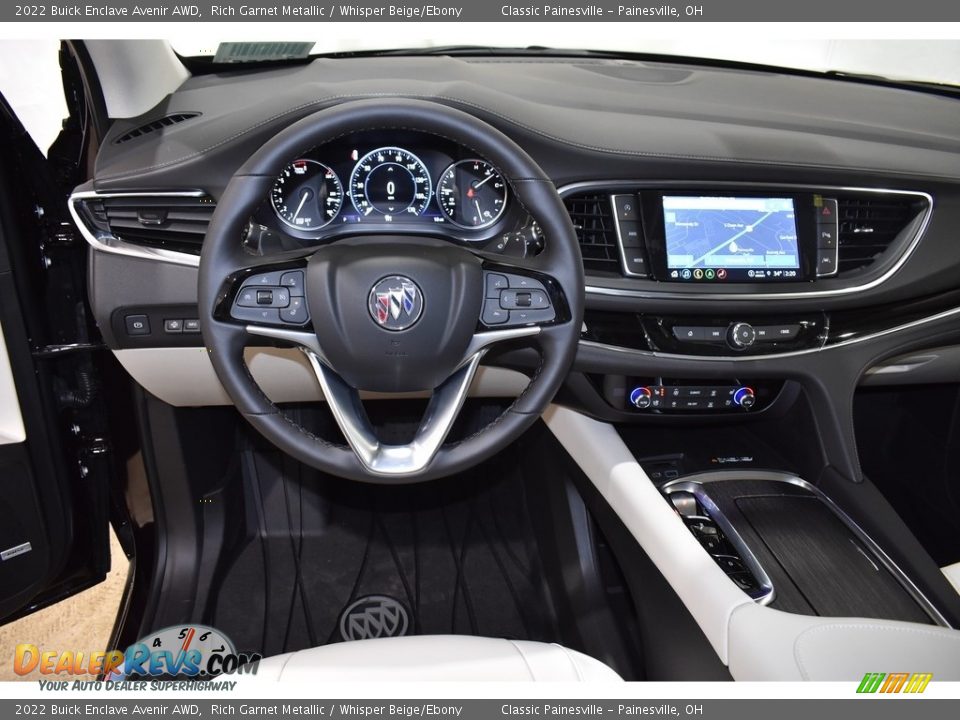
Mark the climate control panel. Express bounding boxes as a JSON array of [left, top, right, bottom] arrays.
[[601, 376, 782, 414], [629, 384, 757, 412]]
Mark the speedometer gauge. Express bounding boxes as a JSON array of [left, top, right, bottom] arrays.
[[437, 159, 507, 229], [271, 159, 343, 231], [350, 147, 432, 219]]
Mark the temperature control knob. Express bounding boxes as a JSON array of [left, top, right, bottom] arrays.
[[729, 322, 757, 349], [630, 386, 653, 409], [733, 386, 756, 410]]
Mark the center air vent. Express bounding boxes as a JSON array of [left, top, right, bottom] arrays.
[[77, 194, 215, 255], [836, 195, 920, 274], [563, 193, 620, 274], [113, 112, 201, 144]]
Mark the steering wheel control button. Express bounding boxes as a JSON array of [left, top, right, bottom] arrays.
[[248, 270, 285, 286], [163, 319, 184, 334], [231, 306, 281, 324], [367, 275, 424, 331], [484, 272, 509, 297], [510, 308, 555, 325], [482, 302, 509, 325], [124, 314, 150, 336], [729, 322, 757, 348], [499, 289, 550, 310], [280, 271, 305, 295], [238, 286, 290, 308], [280, 297, 309, 324]]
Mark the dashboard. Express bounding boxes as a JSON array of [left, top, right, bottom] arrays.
[[69, 54, 960, 435]]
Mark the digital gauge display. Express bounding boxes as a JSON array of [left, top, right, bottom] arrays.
[[349, 147, 432, 219]]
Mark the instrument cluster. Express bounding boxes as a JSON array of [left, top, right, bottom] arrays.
[[253, 130, 525, 250]]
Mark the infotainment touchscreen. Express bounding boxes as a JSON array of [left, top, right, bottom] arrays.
[[662, 196, 800, 281]]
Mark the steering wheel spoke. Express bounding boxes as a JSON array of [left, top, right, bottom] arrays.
[[304, 350, 484, 476]]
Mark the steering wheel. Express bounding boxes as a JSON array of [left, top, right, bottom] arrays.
[[198, 99, 583, 483]]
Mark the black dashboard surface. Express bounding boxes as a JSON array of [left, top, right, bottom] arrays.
[[94, 56, 960, 194]]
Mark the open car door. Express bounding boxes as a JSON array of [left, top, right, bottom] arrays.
[[0, 43, 119, 628]]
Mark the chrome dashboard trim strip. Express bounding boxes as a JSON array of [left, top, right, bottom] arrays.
[[558, 181, 933, 301], [69, 190, 206, 268], [662, 470, 951, 628]]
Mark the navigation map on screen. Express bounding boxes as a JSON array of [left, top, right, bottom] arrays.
[[663, 196, 799, 279]]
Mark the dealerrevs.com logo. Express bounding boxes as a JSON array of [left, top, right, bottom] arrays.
[[857, 672, 933, 694], [14, 625, 260, 679]]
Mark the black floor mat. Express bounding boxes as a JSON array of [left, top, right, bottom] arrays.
[[211, 445, 561, 657]]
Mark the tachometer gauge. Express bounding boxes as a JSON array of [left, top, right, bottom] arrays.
[[271, 159, 343, 231], [350, 147, 432, 219], [437, 159, 507, 229]]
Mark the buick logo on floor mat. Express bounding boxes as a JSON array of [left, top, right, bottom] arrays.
[[338, 595, 410, 641]]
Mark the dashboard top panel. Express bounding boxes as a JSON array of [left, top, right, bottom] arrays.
[[93, 56, 960, 196]]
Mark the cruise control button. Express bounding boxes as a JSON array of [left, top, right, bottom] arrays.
[[280, 296, 308, 324], [618, 221, 643, 247], [231, 306, 280, 324], [485, 273, 509, 297], [613, 194, 640, 222], [509, 308, 555, 325], [280, 271, 305, 296], [482, 303, 508, 325], [672, 326, 704, 342], [500, 289, 550, 310], [125, 314, 150, 336], [237, 288, 259, 307], [163, 319, 183, 334]]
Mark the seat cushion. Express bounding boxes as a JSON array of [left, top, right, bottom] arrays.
[[254, 635, 622, 681]]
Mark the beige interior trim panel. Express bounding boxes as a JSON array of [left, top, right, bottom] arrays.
[[112, 347, 530, 407], [0, 320, 26, 445], [541, 404, 960, 680], [944, 562, 960, 597]]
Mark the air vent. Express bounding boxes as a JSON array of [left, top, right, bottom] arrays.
[[113, 113, 201, 144], [84, 195, 216, 255], [836, 195, 920, 274], [564, 193, 621, 273]]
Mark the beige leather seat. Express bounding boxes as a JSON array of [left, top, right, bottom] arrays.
[[255, 635, 622, 681]]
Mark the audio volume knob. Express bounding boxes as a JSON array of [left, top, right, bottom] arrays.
[[733, 386, 756, 410], [629, 386, 653, 409], [729, 322, 757, 349]]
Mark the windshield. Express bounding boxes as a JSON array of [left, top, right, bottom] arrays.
[[172, 37, 960, 88]]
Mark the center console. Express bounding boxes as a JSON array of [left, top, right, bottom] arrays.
[[656, 471, 946, 625]]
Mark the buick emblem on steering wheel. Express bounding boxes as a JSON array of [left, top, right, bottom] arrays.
[[368, 275, 424, 331]]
